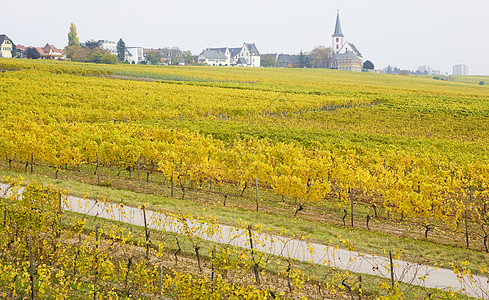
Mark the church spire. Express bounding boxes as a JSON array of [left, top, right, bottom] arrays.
[[332, 11, 344, 37]]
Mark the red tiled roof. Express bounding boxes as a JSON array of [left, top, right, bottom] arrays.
[[35, 47, 46, 55], [44, 43, 61, 52]]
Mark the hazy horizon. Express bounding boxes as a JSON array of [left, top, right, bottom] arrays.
[[2, 0, 488, 75]]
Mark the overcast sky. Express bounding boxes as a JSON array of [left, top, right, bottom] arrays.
[[2, 0, 488, 74]]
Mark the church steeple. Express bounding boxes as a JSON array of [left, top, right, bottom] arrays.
[[332, 11, 344, 37], [332, 11, 345, 53]]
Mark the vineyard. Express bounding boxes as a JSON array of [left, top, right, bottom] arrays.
[[1, 58, 489, 299]]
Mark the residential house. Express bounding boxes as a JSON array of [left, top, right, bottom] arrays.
[[199, 43, 260, 67], [16, 44, 27, 58], [161, 48, 184, 65], [19, 44, 65, 60], [0, 35, 13, 58], [42, 44, 65, 60], [126, 47, 144, 64], [230, 43, 260, 67], [277, 54, 300, 68], [98, 40, 117, 55], [198, 49, 230, 66]]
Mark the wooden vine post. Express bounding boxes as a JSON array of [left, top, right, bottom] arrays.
[[211, 246, 216, 281], [96, 156, 100, 185], [465, 207, 469, 249], [255, 178, 259, 212], [389, 250, 395, 290], [286, 261, 293, 293], [350, 188, 354, 228], [29, 235, 35, 300], [137, 156, 140, 181], [142, 205, 150, 259], [57, 191, 62, 239], [158, 265, 163, 299], [248, 224, 260, 285]]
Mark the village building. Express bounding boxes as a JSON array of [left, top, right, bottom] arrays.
[[126, 47, 144, 64], [98, 40, 117, 56], [16, 44, 27, 58], [42, 44, 65, 60], [18, 44, 65, 60], [198, 49, 230, 66], [0, 35, 13, 58], [331, 12, 363, 72], [198, 43, 260, 67]]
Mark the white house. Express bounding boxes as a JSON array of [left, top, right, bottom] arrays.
[[0, 35, 13, 58], [199, 43, 260, 67], [98, 40, 117, 56], [126, 47, 144, 64], [42, 44, 65, 60], [198, 49, 230, 66], [230, 43, 260, 67]]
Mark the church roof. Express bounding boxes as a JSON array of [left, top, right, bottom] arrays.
[[332, 12, 344, 37], [340, 42, 362, 58], [334, 50, 361, 61]]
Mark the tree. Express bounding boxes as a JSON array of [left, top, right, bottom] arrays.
[[66, 23, 81, 59], [85, 40, 100, 49], [68, 23, 80, 47], [101, 53, 118, 64], [363, 60, 374, 70], [183, 51, 194, 65], [309, 46, 331, 68], [11, 42, 17, 58], [117, 38, 126, 62], [25, 47, 40, 59], [72, 47, 117, 64], [145, 50, 163, 65], [297, 50, 311, 68], [261, 54, 278, 67]]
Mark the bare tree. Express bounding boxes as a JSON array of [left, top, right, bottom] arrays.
[[309, 46, 332, 68]]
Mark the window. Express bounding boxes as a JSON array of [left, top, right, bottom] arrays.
[[336, 38, 339, 42]]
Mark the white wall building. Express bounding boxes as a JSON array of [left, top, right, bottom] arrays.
[[0, 35, 13, 58], [126, 47, 144, 64], [198, 49, 230, 66], [199, 43, 260, 67], [453, 64, 469, 76], [98, 40, 117, 55]]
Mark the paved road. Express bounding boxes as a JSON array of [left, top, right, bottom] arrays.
[[1, 183, 488, 299]]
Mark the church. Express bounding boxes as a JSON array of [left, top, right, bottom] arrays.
[[331, 11, 363, 72]]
